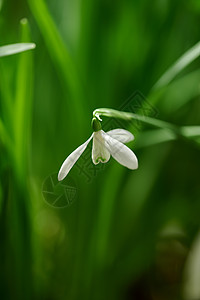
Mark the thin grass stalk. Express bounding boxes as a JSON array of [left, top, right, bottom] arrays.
[[27, 0, 88, 135]]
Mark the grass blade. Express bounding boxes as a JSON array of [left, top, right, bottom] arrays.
[[153, 41, 200, 90], [14, 19, 34, 180], [28, 0, 88, 133], [158, 69, 200, 114], [0, 43, 35, 57], [0, 118, 12, 152], [136, 126, 200, 149]]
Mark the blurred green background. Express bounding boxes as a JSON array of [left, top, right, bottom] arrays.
[[0, 0, 200, 299]]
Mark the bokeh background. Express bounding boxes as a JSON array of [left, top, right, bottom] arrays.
[[0, 0, 200, 299]]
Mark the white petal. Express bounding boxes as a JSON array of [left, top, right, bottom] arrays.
[[106, 129, 134, 143], [58, 134, 93, 181], [0, 43, 36, 57], [92, 130, 110, 165], [102, 131, 138, 169]]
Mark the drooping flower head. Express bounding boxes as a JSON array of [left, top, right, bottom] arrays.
[[58, 114, 138, 181]]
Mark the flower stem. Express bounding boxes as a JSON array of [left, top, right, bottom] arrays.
[[93, 108, 183, 136]]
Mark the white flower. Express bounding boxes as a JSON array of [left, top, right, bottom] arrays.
[[58, 129, 138, 181]]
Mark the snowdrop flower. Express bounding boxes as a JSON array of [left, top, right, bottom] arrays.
[[58, 118, 138, 181]]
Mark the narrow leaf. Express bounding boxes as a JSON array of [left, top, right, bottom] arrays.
[[0, 43, 36, 57], [153, 41, 200, 90], [27, 0, 88, 134], [14, 19, 34, 180]]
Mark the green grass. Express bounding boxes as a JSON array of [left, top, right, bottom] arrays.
[[0, 1, 200, 300]]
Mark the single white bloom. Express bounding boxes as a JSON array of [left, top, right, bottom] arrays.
[[58, 129, 138, 181]]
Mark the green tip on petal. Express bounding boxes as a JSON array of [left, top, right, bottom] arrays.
[[91, 117, 102, 132]]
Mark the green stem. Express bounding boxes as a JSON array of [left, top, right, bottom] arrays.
[[0, 118, 12, 153], [94, 108, 181, 134], [27, 0, 88, 135]]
